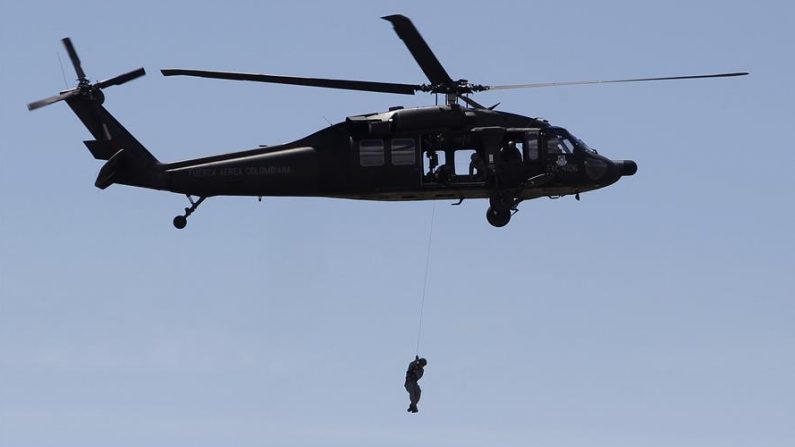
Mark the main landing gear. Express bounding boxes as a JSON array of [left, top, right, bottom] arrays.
[[486, 207, 512, 227], [486, 191, 520, 228], [173, 195, 206, 229]]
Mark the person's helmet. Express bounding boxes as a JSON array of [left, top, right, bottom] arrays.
[[418, 358, 427, 366]]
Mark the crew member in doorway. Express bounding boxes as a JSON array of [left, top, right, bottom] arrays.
[[501, 140, 522, 163], [405, 355, 427, 413], [425, 150, 439, 180], [469, 152, 486, 181]]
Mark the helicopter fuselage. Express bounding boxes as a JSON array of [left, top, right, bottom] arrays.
[[159, 104, 636, 204]]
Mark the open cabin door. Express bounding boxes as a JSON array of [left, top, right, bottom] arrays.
[[496, 128, 544, 186]]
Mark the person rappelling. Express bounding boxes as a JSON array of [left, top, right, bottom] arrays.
[[405, 355, 427, 413], [405, 201, 433, 414]]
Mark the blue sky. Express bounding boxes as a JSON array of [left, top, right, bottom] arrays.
[[1, 1, 793, 446]]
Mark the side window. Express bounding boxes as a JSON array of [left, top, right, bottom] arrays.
[[391, 138, 416, 166], [359, 139, 384, 167], [524, 131, 539, 161]]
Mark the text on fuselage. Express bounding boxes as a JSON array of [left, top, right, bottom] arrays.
[[187, 166, 292, 177]]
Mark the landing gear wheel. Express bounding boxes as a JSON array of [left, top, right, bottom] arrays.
[[173, 215, 187, 229], [486, 207, 511, 227], [171, 195, 206, 229]]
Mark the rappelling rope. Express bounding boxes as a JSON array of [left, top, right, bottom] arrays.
[[415, 200, 437, 355]]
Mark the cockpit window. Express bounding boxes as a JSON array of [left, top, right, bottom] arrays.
[[547, 135, 574, 154], [570, 134, 598, 155]]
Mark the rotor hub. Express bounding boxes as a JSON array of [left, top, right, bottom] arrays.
[[421, 79, 488, 95]]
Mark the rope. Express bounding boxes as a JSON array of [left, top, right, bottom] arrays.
[[415, 200, 436, 355]]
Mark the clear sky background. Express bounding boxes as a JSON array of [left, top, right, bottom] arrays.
[[1, 1, 793, 446]]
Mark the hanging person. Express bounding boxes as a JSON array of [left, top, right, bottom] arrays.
[[404, 355, 427, 413]]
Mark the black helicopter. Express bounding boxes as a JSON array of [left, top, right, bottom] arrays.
[[28, 15, 747, 228]]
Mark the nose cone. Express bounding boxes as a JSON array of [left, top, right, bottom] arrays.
[[615, 160, 638, 176]]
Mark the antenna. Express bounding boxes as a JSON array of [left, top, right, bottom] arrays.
[[57, 52, 69, 88]]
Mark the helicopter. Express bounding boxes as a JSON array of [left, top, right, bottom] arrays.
[[28, 14, 747, 229]]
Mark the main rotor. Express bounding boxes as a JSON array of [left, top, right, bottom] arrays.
[[161, 14, 747, 108]]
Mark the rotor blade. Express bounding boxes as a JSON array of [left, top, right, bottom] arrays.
[[62, 37, 86, 81], [161, 68, 420, 95], [27, 89, 79, 111], [486, 72, 749, 91], [95, 67, 146, 89], [382, 15, 453, 86]]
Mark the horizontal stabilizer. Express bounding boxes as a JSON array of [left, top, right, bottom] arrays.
[[83, 139, 117, 160], [94, 149, 125, 189]]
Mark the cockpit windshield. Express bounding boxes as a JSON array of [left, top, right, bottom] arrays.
[[546, 132, 575, 154], [547, 128, 598, 155], [568, 132, 598, 155]]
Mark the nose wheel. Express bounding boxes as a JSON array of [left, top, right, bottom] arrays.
[[173, 195, 206, 229]]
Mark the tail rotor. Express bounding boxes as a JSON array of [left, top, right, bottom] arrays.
[[27, 37, 145, 111]]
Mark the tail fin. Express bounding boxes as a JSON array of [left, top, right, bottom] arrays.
[[67, 98, 162, 189], [28, 38, 163, 190]]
